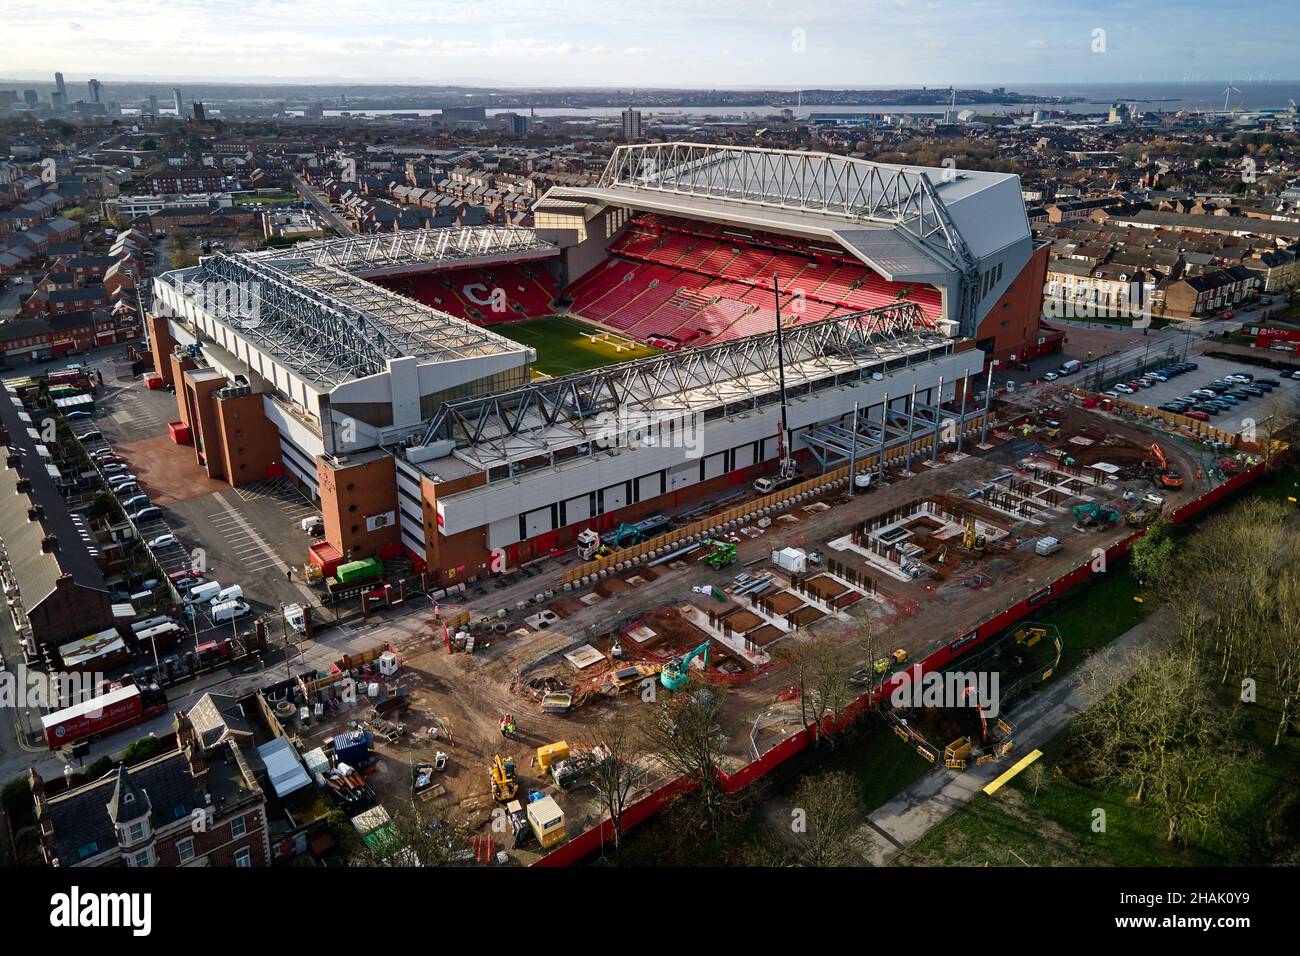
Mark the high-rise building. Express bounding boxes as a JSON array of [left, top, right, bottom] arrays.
[[173, 87, 185, 117], [621, 108, 642, 142], [88, 79, 103, 104], [192, 101, 206, 122], [22, 90, 38, 109], [51, 91, 66, 112], [54, 72, 66, 97], [148, 94, 159, 114], [498, 112, 528, 137]]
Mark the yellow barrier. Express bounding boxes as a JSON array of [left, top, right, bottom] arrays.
[[559, 414, 989, 585], [982, 748, 1044, 795]]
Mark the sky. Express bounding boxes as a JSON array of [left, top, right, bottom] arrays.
[[1, 0, 1298, 88]]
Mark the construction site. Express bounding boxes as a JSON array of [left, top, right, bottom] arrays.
[[239, 378, 1267, 864]]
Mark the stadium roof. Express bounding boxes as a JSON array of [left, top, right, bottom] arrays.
[[166, 248, 528, 388], [253, 225, 558, 277], [540, 143, 1030, 284], [421, 301, 951, 471]]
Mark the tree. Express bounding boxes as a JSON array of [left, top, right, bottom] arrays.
[[642, 692, 728, 825], [787, 771, 862, 866], [1075, 647, 1240, 844], [1023, 762, 1050, 799], [782, 637, 857, 748], [348, 804, 474, 867], [584, 711, 645, 851], [1129, 515, 1176, 585]]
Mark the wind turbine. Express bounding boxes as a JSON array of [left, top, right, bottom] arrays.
[[1221, 79, 1241, 114]]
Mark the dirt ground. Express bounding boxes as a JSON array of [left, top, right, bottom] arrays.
[[334, 399, 1210, 851]]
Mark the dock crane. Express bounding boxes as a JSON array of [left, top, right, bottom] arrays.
[[661, 641, 712, 691]]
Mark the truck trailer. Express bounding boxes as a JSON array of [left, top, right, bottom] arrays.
[[40, 683, 168, 750]]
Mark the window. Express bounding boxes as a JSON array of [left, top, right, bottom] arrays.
[[234, 847, 252, 868], [230, 814, 246, 838], [127, 821, 145, 843], [177, 837, 196, 863], [129, 849, 152, 867]]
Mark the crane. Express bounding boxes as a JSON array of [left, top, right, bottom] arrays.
[[661, 641, 711, 691]]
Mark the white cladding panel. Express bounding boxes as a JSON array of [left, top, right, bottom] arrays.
[[436, 348, 979, 536]]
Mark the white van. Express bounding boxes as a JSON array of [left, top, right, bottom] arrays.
[[131, 615, 173, 634], [283, 603, 306, 634], [300, 516, 324, 536], [211, 600, 250, 623], [1035, 536, 1063, 556], [1058, 359, 1083, 376], [210, 584, 243, 605], [185, 580, 222, 604]]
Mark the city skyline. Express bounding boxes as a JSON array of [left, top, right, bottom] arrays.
[[1, 0, 1298, 87]]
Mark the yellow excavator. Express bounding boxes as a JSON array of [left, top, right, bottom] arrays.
[[961, 517, 986, 553], [490, 754, 518, 803]]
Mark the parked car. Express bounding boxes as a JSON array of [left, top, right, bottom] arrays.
[[77, 430, 103, 442], [1185, 410, 1210, 421], [121, 494, 149, 510], [65, 410, 92, 421], [132, 506, 162, 521], [147, 533, 178, 549]]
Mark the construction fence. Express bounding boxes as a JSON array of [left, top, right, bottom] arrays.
[[534, 455, 1276, 867]]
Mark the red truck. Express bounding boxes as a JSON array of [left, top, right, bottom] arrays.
[[40, 683, 168, 751]]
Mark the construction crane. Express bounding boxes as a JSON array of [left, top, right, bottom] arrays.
[[661, 641, 711, 691], [489, 754, 518, 803], [1149, 443, 1184, 489]]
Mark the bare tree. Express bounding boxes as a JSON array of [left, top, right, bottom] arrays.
[[787, 770, 863, 867], [349, 803, 475, 867], [642, 692, 728, 825], [583, 710, 645, 850]]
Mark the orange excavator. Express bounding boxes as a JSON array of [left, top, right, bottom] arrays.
[[1150, 443, 1184, 489]]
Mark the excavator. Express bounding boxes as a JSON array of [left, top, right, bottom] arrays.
[[1073, 502, 1121, 529], [490, 754, 518, 803], [1149, 443, 1184, 489], [661, 641, 711, 691], [960, 517, 986, 553]]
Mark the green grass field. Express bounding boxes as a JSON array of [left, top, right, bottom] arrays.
[[491, 316, 659, 377]]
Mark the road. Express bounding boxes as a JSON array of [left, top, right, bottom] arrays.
[[292, 174, 354, 236]]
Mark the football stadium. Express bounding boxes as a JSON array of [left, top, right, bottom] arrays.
[[148, 143, 1058, 582]]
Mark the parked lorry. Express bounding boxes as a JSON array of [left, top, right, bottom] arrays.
[[40, 683, 168, 750]]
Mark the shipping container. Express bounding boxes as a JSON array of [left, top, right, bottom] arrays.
[[334, 557, 383, 584]]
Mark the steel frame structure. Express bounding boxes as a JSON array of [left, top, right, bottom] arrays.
[[420, 301, 951, 471], [255, 226, 554, 274], [595, 142, 984, 334], [598, 143, 979, 270], [182, 253, 523, 387]]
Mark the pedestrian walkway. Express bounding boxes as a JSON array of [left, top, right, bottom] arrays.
[[852, 612, 1164, 865]]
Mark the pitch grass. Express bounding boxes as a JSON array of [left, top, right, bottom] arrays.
[[492, 316, 659, 377]]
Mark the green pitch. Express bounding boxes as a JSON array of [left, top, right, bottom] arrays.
[[492, 316, 660, 376]]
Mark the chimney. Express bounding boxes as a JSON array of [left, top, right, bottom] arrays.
[[40, 534, 58, 553], [27, 505, 44, 522]]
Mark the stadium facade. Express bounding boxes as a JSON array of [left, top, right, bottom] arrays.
[[147, 144, 1057, 582]]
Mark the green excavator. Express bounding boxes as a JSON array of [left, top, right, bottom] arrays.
[[661, 641, 712, 691], [1072, 502, 1120, 529]]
